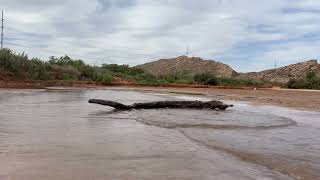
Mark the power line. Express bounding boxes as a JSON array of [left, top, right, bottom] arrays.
[[1, 10, 3, 49]]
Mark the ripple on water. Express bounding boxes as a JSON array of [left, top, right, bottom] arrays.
[[133, 109, 296, 130], [128, 106, 320, 179]]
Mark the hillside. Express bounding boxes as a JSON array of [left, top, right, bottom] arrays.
[[137, 56, 320, 84], [239, 60, 320, 83], [136, 56, 238, 78], [1, 47, 319, 88]]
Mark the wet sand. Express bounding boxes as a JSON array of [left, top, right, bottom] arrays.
[[114, 86, 320, 112]]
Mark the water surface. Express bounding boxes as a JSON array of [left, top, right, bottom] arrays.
[[0, 89, 319, 179]]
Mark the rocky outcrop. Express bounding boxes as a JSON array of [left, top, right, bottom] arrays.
[[136, 56, 238, 78], [239, 60, 320, 83]]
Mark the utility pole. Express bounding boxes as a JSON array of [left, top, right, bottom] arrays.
[[1, 10, 3, 49], [186, 45, 189, 56]]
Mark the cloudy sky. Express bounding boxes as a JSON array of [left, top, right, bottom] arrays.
[[1, 0, 320, 72]]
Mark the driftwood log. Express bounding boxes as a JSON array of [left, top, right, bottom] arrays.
[[89, 99, 233, 110]]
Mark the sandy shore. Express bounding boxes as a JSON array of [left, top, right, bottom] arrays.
[[114, 86, 320, 112]]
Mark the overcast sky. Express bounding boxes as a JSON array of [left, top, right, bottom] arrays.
[[1, 0, 320, 72]]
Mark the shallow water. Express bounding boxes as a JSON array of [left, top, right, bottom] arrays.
[[0, 89, 319, 179]]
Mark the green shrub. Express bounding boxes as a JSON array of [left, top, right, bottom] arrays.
[[160, 71, 193, 84], [174, 78, 194, 84], [218, 77, 263, 87], [306, 71, 317, 80], [100, 72, 113, 84], [287, 71, 320, 89], [206, 77, 218, 85], [0, 48, 51, 80], [27, 58, 51, 80], [194, 72, 268, 87], [136, 73, 165, 84], [49, 56, 98, 80], [194, 73, 218, 85], [101, 64, 144, 76], [62, 75, 78, 81]]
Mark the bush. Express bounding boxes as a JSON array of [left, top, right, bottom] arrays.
[[194, 72, 268, 87], [136, 73, 165, 84], [0, 48, 52, 80], [62, 75, 78, 81], [160, 71, 193, 84], [100, 72, 113, 84], [206, 77, 218, 85], [194, 73, 218, 85], [49, 56, 98, 80], [27, 58, 51, 80], [287, 71, 320, 89], [306, 71, 317, 80], [50, 65, 81, 80], [101, 64, 144, 76], [217, 77, 263, 87]]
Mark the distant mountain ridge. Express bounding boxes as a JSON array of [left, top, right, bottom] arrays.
[[137, 56, 320, 83], [239, 60, 320, 83], [136, 56, 238, 78]]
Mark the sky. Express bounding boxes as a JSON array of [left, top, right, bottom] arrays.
[[1, 0, 320, 72]]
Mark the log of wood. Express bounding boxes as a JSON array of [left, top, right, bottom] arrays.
[[89, 99, 233, 110], [88, 99, 131, 110]]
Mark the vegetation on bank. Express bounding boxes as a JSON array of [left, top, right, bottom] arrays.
[[0, 48, 114, 83], [0, 48, 272, 87], [287, 72, 320, 90], [193, 72, 269, 87], [3, 48, 318, 89]]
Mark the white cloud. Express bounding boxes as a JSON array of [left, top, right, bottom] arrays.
[[1, 0, 320, 72]]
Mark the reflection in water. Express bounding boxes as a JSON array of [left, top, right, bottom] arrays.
[[0, 89, 319, 179]]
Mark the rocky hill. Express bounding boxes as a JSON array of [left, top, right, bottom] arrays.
[[239, 60, 320, 83], [137, 56, 320, 84], [136, 56, 238, 78]]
